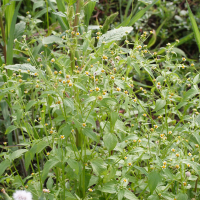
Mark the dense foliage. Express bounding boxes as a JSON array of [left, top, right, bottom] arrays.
[[0, 0, 200, 200]]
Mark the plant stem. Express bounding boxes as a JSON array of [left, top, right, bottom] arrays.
[[0, 10, 6, 63]]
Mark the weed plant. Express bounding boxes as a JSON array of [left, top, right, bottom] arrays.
[[0, 1, 200, 200]]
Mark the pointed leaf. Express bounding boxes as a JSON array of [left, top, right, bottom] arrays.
[[5, 125, 17, 135], [82, 128, 98, 142], [103, 133, 118, 152], [0, 159, 10, 176], [148, 171, 162, 194], [155, 99, 166, 112]]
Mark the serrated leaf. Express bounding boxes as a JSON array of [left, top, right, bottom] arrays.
[[91, 158, 107, 176], [4, 64, 36, 73], [52, 11, 66, 17], [10, 149, 28, 161], [118, 189, 125, 200], [148, 171, 162, 194], [42, 35, 62, 45], [5, 125, 17, 135], [103, 133, 118, 152], [193, 74, 199, 84], [155, 99, 166, 112], [176, 101, 187, 110], [84, 96, 96, 107], [102, 12, 118, 33], [183, 88, 198, 100], [176, 193, 188, 200], [97, 27, 133, 47], [63, 98, 74, 112], [46, 177, 54, 190], [42, 158, 60, 181], [25, 100, 37, 112], [14, 22, 26, 39], [124, 190, 138, 200], [114, 79, 126, 89], [67, 158, 79, 175], [82, 128, 98, 142], [36, 141, 49, 154], [100, 181, 117, 193], [74, 82, 87, 92], [0, 159, 10, 176]]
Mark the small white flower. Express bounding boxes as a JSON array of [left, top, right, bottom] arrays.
[[14, 38, 18, 43], [13, 190, 32, 200], [22, 35, 26, 39], [43, 189, 50, 193], [185, 171, 191, 177]]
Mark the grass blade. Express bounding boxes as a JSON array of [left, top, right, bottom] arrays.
[[186, 1, 200, 52], [84, 1, 96, 28], [3, 0, 15, 39], [128, 0, 159, 26], [147, 18, 168, 48], [6, 0, 22, 65]]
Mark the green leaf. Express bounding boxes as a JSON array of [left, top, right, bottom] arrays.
[[176, 102, 187, 110], [42, 158, 60, 181], [25, 151, 32, 170], [118, 189, 125, 200], [4, 64, 36, 73], [84, 1, 96, 27], [52, 11, 66, 17], [193, 74, 199, 84], [114, 79, 126, 89], [128, 0, 159, 26], [147, 18, 167, 48], [154, 99, 166, 112], [67, 158, 79, 175], [5, 125, 17, 135], [6, 1, 22, 65], [0, 159, 10, 176], [186, 1, 200, 52], [103, 133, 118, 152], [90, 158, 107, 176], [9, 149, 28, 161], [25, 100, 37, 112], [97, 27, 133, 47], [143, 66, 154, 78], [74, 82, 87, 92], [148, 171, 162, 194], [83, 96, 96, 107], [14, 22, 26, 39], [102, 12, 118, 33], [46, 177, 54, 190], [82, 128, 98, 142], [33, 7, 52, 19], [183, 88, 198, 100], [66, 0, 77, 6], [176, 193, 188, 200], [42, 35, 62, 45], [124, 190, 138, 200], [36, 141, 49, 154], [110, 112, 118, 128], [63, 98, 74, 112], [195, 115, 200, 128], [82, 39, 89, 53], [147, 195, 159, 200], [100, 181, 117, 193]]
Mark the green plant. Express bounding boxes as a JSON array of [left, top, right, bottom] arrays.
[[1, 1, 200, 200]]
